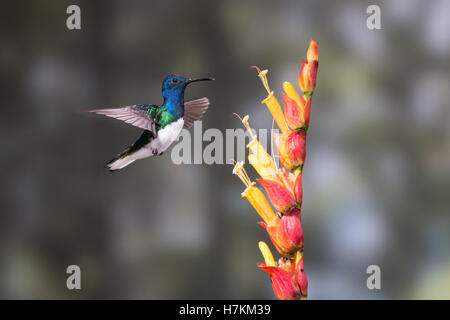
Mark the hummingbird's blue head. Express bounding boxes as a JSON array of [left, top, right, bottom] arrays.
[[162, 74, 214, 93], [162, 74, 188, 93], [161, 74, 214, 117]]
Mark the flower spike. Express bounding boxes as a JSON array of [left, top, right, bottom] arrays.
[[232, 38, 318, 300]]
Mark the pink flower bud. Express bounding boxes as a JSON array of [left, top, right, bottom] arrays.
[[285, 130, 307, 169], [274, 130, 307, 171], [259, 208, 304, 256], [278, 207, 304, 252], [257, 178, 296, 213], [298, 59, 318, 94]]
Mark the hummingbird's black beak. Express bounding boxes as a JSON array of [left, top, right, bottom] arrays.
[[186, 77, 215, 84]]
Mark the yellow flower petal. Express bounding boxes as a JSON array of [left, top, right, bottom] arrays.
[[242, 183, 278, 225], [248, 154, 277, 182], [261, 94, 290, 135], [258, 241, 276, 267], [232, 161, 278, 224], [248, 138, 277, 172], [282, 81, 301, 106]]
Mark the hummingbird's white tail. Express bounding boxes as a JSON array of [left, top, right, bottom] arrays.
[[105, 130, 155, 172], [106, 156, 137, 171]]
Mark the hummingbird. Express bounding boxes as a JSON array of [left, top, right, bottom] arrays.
[[90, 74, 214, 171]]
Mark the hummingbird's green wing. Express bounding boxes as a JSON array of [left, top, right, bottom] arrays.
[[89, 104, 159, 135], [183, 97, 210, 128]]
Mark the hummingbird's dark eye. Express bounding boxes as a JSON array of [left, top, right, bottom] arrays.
[[171, 78, 179, 84]]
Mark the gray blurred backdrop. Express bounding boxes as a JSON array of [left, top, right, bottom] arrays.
[[1, 0, 449, 299]]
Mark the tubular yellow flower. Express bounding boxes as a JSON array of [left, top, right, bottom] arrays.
[[282, 81, 302, 108], [235, 114, 279, 182], [262, 94, 290, 135], [258, 241, 276, 267], [232, 161, 278, 225], [243, 183, 278, 226], [252, 66, 290, 135], [248, 154, 278, 182], [247, 138, 274, 168], [242, 116, 274, 166]]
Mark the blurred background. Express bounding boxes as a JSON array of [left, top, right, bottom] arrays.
[[1, 0, 449, 299]]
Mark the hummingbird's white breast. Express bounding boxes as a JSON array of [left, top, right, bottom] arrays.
[[147, 118, 184, 155], [104, 118, 184, 171]]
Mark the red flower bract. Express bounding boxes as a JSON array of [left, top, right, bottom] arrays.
[[257, 178, 296, 213], [286, 130, 307, 169], [274, 130, 307, 171], [257, 263, 301, 300], [282, 93, 302, 130], [295, 256, 308, 296]]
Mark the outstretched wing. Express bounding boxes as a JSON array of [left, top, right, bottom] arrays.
[[89, 104, 157, 135], [183, 97, 210, 128]]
